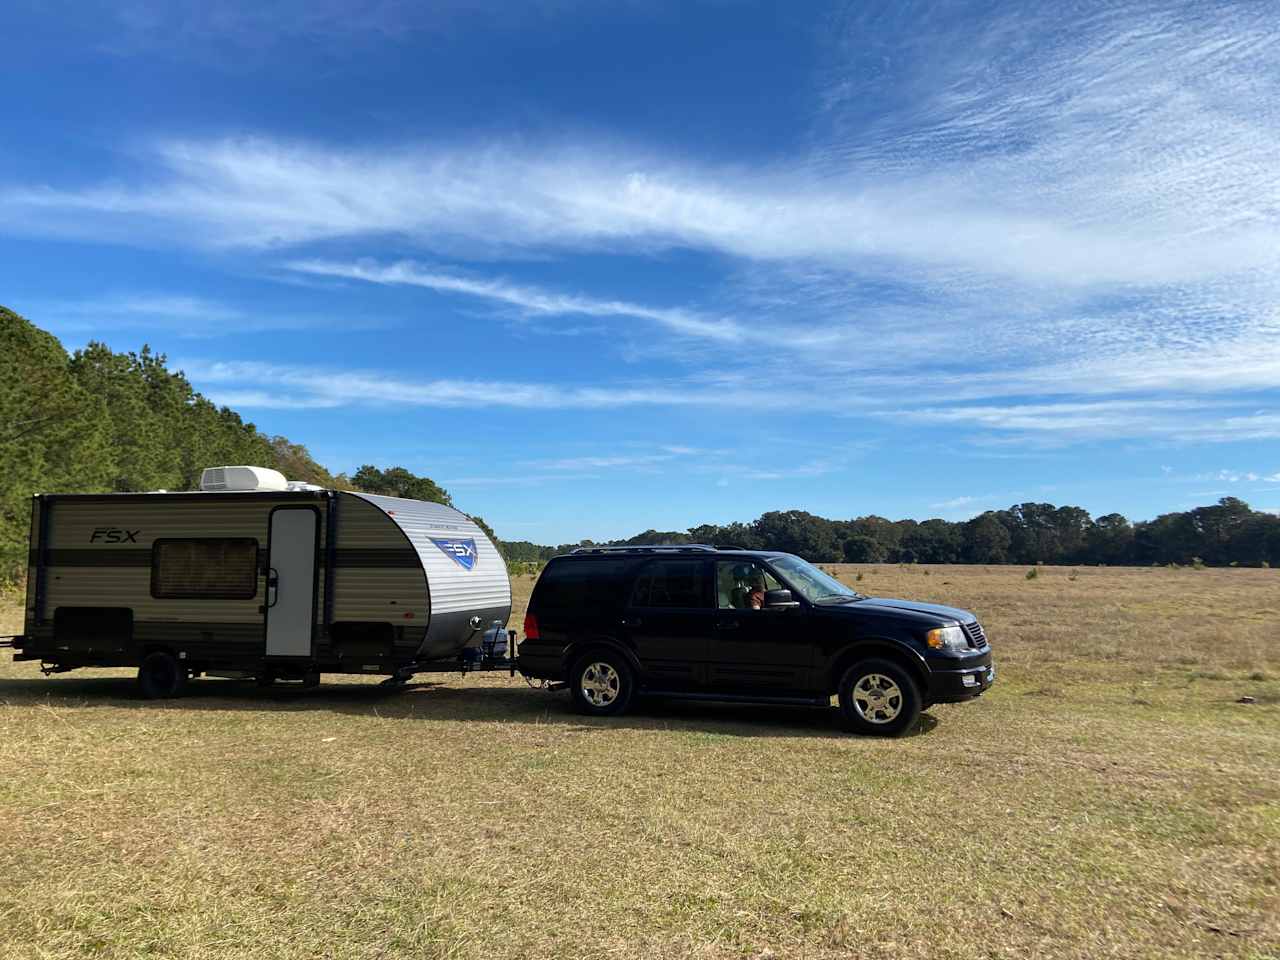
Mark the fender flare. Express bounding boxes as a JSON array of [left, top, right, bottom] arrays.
[[828, 637, 930, 695], [562, 636, 642, 678]]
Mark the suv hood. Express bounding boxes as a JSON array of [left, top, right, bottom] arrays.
[[845, 596, 975, 625]]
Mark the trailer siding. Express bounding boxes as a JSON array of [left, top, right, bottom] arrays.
[[328, 495, 431, 626], [20, 488, 510, 672], [38, 496, 305, 624], [349, 493, 511, 658], [350, 493, 510, 616]]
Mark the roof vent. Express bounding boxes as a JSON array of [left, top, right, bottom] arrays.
[[199, 466, 289, 492]]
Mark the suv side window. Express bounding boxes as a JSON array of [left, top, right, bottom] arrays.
[[629, 559, 708, 609], [533, 559, 629, 615], [716, 560, 783, 609]]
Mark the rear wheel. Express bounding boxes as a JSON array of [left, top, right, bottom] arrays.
[[137, 651, 189, 700], [837, 658, 921, 736], [569, 650, 635, 717]]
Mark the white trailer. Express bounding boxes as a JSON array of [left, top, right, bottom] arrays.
[[6, 466, 512, 696]]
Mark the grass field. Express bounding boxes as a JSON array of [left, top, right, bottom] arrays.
[[1, 564, 1278, 959]]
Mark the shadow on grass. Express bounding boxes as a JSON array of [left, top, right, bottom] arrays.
[[0, 672, 941, 739]]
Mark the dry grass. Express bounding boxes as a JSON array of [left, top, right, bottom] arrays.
[[1, 565, 1277, 960]]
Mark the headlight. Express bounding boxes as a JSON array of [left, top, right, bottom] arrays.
[[925, 625, 967, 651]]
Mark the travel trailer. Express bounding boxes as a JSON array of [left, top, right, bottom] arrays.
[[6, 466, 512, 697]]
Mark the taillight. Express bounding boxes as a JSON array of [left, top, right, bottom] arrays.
[[523, 612, 540, 640]]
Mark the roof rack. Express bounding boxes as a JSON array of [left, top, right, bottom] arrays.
[[570, 543, 718, 555]]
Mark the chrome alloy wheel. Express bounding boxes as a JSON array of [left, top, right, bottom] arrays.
[[579, 661, 621, 708], [852, 673, 903, 724]]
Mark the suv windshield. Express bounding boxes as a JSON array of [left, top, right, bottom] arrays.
[[770, 555, 862, 604]]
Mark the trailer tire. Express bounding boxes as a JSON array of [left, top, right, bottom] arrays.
[[137, 651, 188, 700], [569, 649, 634, 717]]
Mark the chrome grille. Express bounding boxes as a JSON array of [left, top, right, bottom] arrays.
[[962, 620, 988, 648]]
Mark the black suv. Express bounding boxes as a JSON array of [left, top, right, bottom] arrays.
[[518, 545, 994, 735]]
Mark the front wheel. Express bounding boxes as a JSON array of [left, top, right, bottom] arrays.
[[569, 650, 635, 717], [837, 659, 921, 736]]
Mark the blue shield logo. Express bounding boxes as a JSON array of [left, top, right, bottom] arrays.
[[431, 537, 477, 570]]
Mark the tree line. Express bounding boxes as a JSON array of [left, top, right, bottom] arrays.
[[504, 503, 1280, 569]]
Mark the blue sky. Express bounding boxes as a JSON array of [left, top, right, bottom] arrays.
[[2, 0, 1278, 544]]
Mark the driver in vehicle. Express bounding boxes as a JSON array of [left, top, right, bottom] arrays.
[[746, 575, 766, 609]]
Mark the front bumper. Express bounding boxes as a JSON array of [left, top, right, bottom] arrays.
[[927, 659, 996, 703]]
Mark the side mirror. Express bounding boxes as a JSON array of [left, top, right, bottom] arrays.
[[763, 588, 799, 609]]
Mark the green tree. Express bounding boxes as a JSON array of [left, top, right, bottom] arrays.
[[0, 308, 115, 576], [68, 343, 175, 491], [1086, 513, 1133, 565], [900, 518, 963, 563], [842, 534, 886, 562], [351, 465, 453, 505], [267, 436, 335, 487], [963, 512, 1012, 563], [750, 510, 842, 561]]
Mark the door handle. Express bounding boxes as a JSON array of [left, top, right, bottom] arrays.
[[266, 568, 280, 608], [620, 617, 642, 627], [715, 619, 739, 631]]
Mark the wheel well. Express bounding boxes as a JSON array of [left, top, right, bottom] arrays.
[[828, 642, 927, 696], [562, 638, 639, 676]]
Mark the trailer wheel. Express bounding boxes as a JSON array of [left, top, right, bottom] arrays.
[[569, 649, 634, 717], [137, 651, 189, 700]]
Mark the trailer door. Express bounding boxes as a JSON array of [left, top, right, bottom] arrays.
[[265, 507, 319, 658]]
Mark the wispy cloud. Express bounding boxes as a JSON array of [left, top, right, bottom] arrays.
[[185, 359, 796, 411], [48, 0, 615, 60], [5, 1, 1280, 448], [931, 495, 982, 510], [732, 460, 836, 481], [20, 292, 381, 338], [882, 398, 1280, 443], [7, 130, 1276, 289], [520, 448, 700, 471], [286, 259, 745, 342], [1209, 469, 1280, 484]]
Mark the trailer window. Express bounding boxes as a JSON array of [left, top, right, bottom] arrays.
[[151, 539, 259, 600]]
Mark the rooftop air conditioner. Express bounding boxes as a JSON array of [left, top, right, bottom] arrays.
[[199, 466, 290, 492]]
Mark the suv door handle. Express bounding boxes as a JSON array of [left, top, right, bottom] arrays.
[[715, 619, 739, 631], [620, 617, 642, 627]]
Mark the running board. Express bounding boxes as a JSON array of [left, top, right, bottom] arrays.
[[641, 690, 831, 707]]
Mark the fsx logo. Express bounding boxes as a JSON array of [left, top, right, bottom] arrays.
[[90, 527, 140, 544], [430, 537, 477, 570]]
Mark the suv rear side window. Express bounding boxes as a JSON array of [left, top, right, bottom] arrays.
[[629, 559, 708, 609], [533, 559, 629, 615]]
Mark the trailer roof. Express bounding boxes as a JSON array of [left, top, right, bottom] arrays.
[[35, 490, 330, 504]]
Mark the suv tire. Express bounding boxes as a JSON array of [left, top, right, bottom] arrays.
[[569, 649, 635, 717], [837, 658, 921, 736], [137, 651, 189, 700]]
